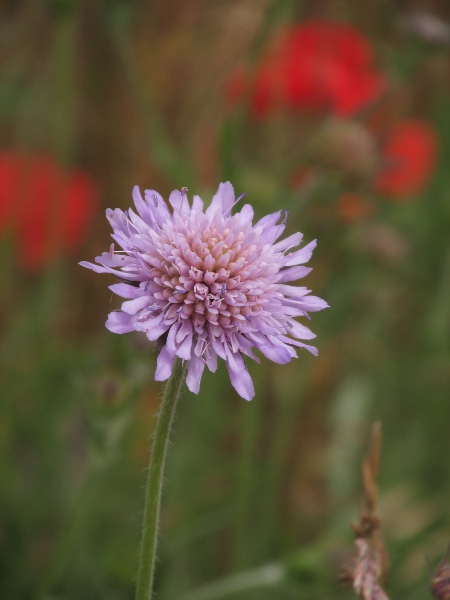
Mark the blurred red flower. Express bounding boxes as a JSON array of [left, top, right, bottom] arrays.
[[0, 152, 98, 271], [375, 120, 438, 199], [227, 20, 386, 118]]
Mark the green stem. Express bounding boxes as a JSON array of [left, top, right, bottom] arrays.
[[179, 562, 285, 600], [135, 358, 187, 600], [232, 387, 262, 570]]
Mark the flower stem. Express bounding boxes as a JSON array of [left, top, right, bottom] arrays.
[[135, 358, 187, 600]]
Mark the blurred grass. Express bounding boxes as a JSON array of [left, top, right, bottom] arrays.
[[1, 1, 450, 599]]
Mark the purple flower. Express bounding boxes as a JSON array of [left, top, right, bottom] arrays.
[[80, 182, 327, 400]]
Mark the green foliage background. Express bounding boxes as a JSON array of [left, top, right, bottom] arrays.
[[1, 1, 449, 599]]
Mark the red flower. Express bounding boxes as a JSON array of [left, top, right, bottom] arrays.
[[375, 120, 438, 199], [227, 20, 386, 118], [0, 152, 98, 272]]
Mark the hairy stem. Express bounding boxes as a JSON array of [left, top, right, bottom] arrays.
[[135, 358, 187, 600]]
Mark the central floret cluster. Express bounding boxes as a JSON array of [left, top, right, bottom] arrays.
[[81, 182, 327, 400]]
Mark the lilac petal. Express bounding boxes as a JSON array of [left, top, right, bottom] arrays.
[[105, 208, 128, 234], [296, 342, 318, 356], [155, 345, 176, 381], [205, 349, 218, 372], [132, 185, 154, 225], [132, 185, 147, 214], [109, 233, 134, 253], [254, 210, 282, 232], [109, 283, 143, 299], [169, 190, 189, 215], [105, 311, 136, 333], [277, 334, 318, 356], [235, 333, 260, 363], [272, 232, 303, 253], [226, 359, 255, 401], [250, 317, 279, 336], [176, 329, 193, 360], [283, 240, 317, 266], [144, 189, 171, 225], [175, 319, 192, 344], [295, 296, 329, 312], [257, 343, 292, 364], [277, 266, 313, 283], [212, 339, 227, 360], [128, 205, 149, 233], [94, 251, 133, 268], [121, 295, 151, 315], [278, 284, 310, 298], [281, 306, 310, 317], [145, 318, 170, 341], [79, 260, 140, 281], [287, 320, 316, 340], [224, 346, 255, 400], [144, 189, 164, 208], [186, 355, 205, 394], [192, 194, 204, 213], [224, 344, 245, 372], [166, 322, 182, 353], [217, 181, 235, 214], [205, 194, 222, 219], [79, 260, 118, 274], [264, 224, 286, 245], [238, 204, 254, 223], [79, 260, 107, 273]]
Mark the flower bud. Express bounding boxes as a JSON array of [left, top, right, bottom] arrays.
[[309, 119, 377, 184]]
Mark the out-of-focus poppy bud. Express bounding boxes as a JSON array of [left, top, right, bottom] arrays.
[[309, 119, 378, 184]]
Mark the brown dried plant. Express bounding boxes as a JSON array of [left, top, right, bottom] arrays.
[[430, 544, 450, 600], [340, 422, 390, 600]]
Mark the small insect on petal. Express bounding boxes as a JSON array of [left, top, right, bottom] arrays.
[[115, 276, 140, 287]]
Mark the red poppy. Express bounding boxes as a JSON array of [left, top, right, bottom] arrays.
[[227, 20, 386, 118], [0, 152, 21, 230], [0, 151, 98, 272], [375, 120, 438, 199]]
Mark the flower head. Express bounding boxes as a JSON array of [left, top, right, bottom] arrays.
[[81, 182, 327, 400]]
